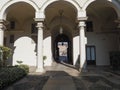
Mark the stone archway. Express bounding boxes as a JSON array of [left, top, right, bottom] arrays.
[[83, 0, 120, 16], [44, 1, 78, 65], [86, 1, 119, 66], [4, 2, 37, 66], [41, 0, 80, 13], [0, 0, 39, 20], [51, 24, 73, 64], [54, 34, 72, 64]]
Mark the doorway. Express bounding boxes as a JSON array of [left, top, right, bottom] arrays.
[[54, 34, 72, 64], [86, 46, 96, 65]]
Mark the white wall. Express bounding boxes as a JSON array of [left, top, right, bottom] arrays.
[[43, 36, 52, 66], [86, 32, 118, 65], [13, 36, 37, 66], [73, 36, 79, 65]]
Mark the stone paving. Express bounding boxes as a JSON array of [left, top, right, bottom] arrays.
[[3, 62, 120, 90], [43, 75, 76, 90]]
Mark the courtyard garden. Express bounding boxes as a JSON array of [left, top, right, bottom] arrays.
[[0, 46, 29, 89]]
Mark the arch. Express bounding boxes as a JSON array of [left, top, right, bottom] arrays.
[[0, 0, 39, 20], [52, 28, 73, 64], [51, 23, 73, 41], [40, 0, 81, 13], [83, 0, 120, 17], [50, 17, 75, 31]]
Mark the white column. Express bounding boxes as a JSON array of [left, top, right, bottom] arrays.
[[79, 21, 86, 71], [36, 22, 44, 72], [0, 23, 5, 46]]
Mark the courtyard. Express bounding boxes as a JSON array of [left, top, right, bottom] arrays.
[[3, 62, 120, 90], [0, 0, 120, 90]]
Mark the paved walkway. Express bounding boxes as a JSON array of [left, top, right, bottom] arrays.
[[43, 76, 76, 90], [3, 62, 120, 90], [42, 62, 78, 90]]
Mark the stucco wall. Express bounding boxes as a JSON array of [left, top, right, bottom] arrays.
[[86, 32, 118, 65]]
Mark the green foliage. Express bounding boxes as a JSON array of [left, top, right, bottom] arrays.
[[17, 64, 29, 73], [16, 60, 23, 65], [0, 66, 27, 89], [43, 56, 47, 60], [0, 46, 12, 66], [110, 51, 120, 70], [0, 46, 12, 60]]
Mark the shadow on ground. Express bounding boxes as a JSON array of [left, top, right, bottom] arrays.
[[3, 75, 49, 90], [3, 64, 120, 90], [73, 75, 120, 90]]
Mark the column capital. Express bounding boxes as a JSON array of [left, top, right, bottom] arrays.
[[0, 23, 6, 30], [34, 18, 44, 29], [34, 18, 44, 22], [0, 19, 8, 24], [77, 17, 88, 22], [78, 21, 86, 27], [77, 17, 87, 28], [0, 19, 7, 30], [36, 22, 44, 29], [0, 19, 4, 23]]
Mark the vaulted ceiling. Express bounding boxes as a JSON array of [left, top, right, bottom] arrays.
[[7, 2, 35, 22], [45, 1, 77, 28], [86, 1, 117, 21]]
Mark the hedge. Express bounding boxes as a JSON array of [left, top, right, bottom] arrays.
[[0, 65, 29, 89]]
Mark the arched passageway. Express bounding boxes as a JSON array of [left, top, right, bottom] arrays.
[[44, 1, 78, 65], [54, 34, 72, 64], [86, 1, 119, 66], [5, 2, 36, 66]]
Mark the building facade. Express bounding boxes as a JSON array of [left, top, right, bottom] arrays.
[[0, 0, 120, 72]]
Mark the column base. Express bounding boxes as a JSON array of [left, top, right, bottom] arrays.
[[36, 67, 45, 73]]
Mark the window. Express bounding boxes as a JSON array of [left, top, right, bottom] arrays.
[[31, 23, 37, 34], [10, 35, 14, 43], [10, 21, 15, 29], [86, 46, 96, 65], [86, 21, 93, 32]]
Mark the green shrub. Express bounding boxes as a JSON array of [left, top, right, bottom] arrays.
[[0, 46, 12, 66], [18, 64, 29, 73], [0, 66, 27, 89]]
